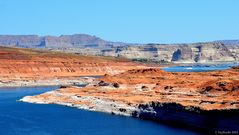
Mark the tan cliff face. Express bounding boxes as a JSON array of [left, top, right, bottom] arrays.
[[0, 46, 146, 81], [114, 43, 238, 63], [52, 42, 239, 63]]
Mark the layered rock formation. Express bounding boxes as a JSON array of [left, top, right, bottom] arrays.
[[85, 42, 238, 63], [0, 46, 147, 87], [21, 67, 239, 131], [0, 34, 238, 63], [53, 42, 239, 63]]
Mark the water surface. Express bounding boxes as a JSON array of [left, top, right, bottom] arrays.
[[163, 63, 239, 72], [0, 86, 200, 135]]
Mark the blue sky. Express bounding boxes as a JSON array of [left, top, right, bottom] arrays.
[[0, 0, 238, 43]]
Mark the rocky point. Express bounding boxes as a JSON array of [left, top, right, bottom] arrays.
[[21, 66, 239, 131]]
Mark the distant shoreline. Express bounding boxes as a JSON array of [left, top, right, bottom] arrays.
[[0, 77, 95, 88]]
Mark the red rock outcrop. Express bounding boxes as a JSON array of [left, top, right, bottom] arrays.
[[20, 64, 239, 131], [0, 46, 146, 82], [22, 66, 239, 110]]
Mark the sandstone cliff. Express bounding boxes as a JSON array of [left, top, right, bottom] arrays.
[[98, 42, 239, 63], [0, 46, 146, 86], [0, 34, 239, 63]]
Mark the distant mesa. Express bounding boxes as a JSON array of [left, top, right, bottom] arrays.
[[0, 34, 127, 48], [0, 34, 239, 63]]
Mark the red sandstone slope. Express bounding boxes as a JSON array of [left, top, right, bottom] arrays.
[[24, 67, 239, 111], [99, 68, 239, 110], [0, 46, 146, 81]]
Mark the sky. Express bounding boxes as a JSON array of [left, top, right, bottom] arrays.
[[0, 0, 239, 44]]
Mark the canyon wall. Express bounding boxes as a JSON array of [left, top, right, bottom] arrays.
[[0, 35, 239, 63], [0, 47, 145, 82], [69, 42, 239, 63]]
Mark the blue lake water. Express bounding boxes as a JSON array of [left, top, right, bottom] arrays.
[[0, 86, 200, 135], [163, 63, 239, 72]]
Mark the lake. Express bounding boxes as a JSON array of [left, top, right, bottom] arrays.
[[163, 63, 239, 72], [0, 86, 200, 135]]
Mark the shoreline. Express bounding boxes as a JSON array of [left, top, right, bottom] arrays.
[[19, 67, 239, 132], [0, 77, 95, 88], [20, 93, 137, 116], [20, 90, 239, 133]]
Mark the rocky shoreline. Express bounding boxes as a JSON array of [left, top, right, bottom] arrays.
[[20, 67, 239, 132], [0, 77, 94, 88], [20, 90, 137, 116], [20, 88, 239, 132], [134, 102, 239, 131]]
